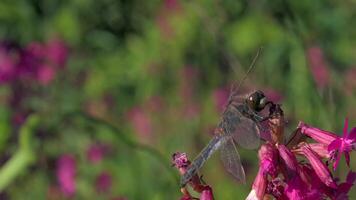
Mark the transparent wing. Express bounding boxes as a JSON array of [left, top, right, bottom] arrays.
[[180, 135, 224, 186], [220, 136, 246, 183], [232, 112, 261, 149]]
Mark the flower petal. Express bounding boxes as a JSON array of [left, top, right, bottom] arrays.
[[348, 127, 356, 140], [302, 145, 337, 188], [200, 186, 214, 200], [298, 122, 337, 145], [327, 139, 341, 152], [333, 151, 342, 171]]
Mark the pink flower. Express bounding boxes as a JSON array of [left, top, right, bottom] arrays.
[[293, 143, 330, 159], [277, 145, 298, 176], [172, 152, 214, 199], [87, 144, 107, 164], [0, 45, 16, 83], [306, 46, 330, 89], [95, 171, 112, 193], [46, 38, 68, 67], [259, 143, 278, 176], [37, 64, 55, 85], [333, 171, 356, 199], [127, 106, 152, 140], [301, 145, 337, 188], [246, 168, 267, 200], [298, 121, 338, 145], [328, 118, 356, 170], [200, 186, 214, 200], [56, 154, 76, 197], [212, 87, 229, 112]]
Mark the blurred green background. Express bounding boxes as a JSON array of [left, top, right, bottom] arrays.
[[0, 0, 355, 199]]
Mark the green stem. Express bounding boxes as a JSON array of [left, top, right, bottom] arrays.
[[0, 150, 34, 191]]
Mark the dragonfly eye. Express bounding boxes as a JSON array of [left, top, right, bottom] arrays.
[[259, 97, 267, 107], [248, 90, 267, 111]]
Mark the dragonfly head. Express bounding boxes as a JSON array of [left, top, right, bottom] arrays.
[[247, 90, 270, 112]]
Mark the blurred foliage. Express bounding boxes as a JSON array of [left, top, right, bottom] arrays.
[[0, 0, 355, 199]]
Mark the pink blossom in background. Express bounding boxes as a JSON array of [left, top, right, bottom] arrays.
[[95, 171, 112, 193], [164, 0, 181, 11], [345, 67, 356, 95], [264, 88, 283, 103], [179, 66, 201, 118], [306, 46, 330, 89], [26, 42, 46, 58], [56, 154, 76, 197], [212, 87, 229, 112], [87, 144, 107, 164], [37, 64, 55, 85], [127, 106, 152, 140], [0, 45, 17, 83], [46, 38, 68, 67]]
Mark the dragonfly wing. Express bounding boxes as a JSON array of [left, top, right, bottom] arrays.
[[220, 137, 246, 183], [232, 113, 261, 149]]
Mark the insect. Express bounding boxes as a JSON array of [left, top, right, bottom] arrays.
[[180, 49, 276, 187]]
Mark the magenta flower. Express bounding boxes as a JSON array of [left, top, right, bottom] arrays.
[[258, 143, 278, 176], [46, 37, 68, 67], [328, 118, 356, 170], [37, 64, 55, 85], [333, 171, 356, 199], [87, 144, 107, 164], [0, 47, 16, 83], [298, 122, 337, 145], [301, 145, 337, 188], [277, 144, 298, 176], [127, 106, 152, 140], [293, 143, 330, 159], [95, 171, 112, 193], [172, 152, 214, 199], [212, 87, 229, 112], [246, 168, 267, 200], [306, 46, 330, 89], [200, 186, 214, 200], [56, 154, 76, 197]]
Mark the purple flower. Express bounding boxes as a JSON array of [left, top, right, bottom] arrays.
[[301, 145, 337, 188], [328, 118, 356, 170], [56, 154, 76, 197], [95, 171, 112, 193]]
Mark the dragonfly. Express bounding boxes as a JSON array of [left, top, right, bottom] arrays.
[[180, 89, 274, 186], [180, 48, 276, 187]]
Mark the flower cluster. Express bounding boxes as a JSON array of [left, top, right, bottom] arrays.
[[0, 38, 68, 85], [246, 118, 356, 200], [172, 152, 214, 200]]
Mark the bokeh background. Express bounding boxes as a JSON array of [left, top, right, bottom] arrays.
[[0, 0, 355, 199]]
